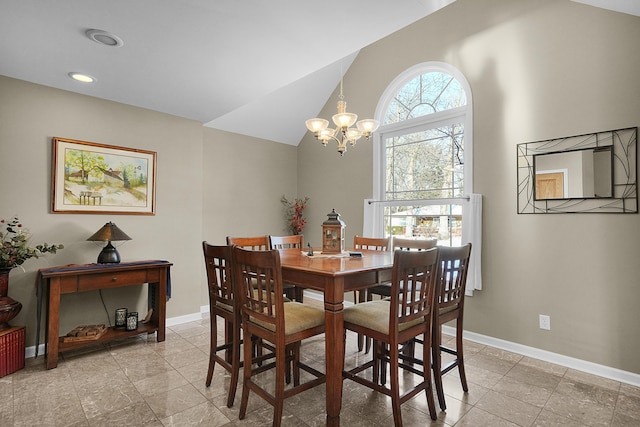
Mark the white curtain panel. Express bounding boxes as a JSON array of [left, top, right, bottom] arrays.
[[362, 199, 381, 237], [462, 193, 483, 295]]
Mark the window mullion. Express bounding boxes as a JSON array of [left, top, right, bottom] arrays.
[[379, 107, 466, 138]]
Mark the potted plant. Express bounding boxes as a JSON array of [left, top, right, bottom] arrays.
[[0, 216, 63, 331]]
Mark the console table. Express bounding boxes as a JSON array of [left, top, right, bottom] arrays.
[[36, 260, 172, 369]]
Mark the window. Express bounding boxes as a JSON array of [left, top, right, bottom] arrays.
[[371, 62, 473, 248], [367, 62, 480, 293]]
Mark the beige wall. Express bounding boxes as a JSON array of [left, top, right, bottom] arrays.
[[299, 0, 640, 374], [201, 127, 298, 302], [0, 76, 204, 343], [202, 127, 298, 245], [1, 0, 639, 377], [0, 76, 298, 346]]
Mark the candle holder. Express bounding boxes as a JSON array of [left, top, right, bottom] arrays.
[[115, 308, 127, 328], [126, 312, 138, 331]]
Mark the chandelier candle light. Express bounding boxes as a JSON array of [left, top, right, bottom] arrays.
[[305, 77, 379, 156]]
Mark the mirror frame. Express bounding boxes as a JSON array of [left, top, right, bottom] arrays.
[[517, 127, 637, 214]]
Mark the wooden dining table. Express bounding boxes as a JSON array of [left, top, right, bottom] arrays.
[[279, 249, 393, 427]]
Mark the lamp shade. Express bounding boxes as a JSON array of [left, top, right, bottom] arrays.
[[87, 222, 132, 242], [305, 118, 329, 133], [356, 119, 380, 137]]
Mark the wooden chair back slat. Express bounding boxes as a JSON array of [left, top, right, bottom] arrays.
[[203, 242, 234, 308], [226, 235, 269, 251], [392, 237, 437, 251], [269, 235, 304, 250], [391, 248, 439, 330], [354, 235, 390, 251], [436, 244, 472, 317], [232, 247, 285, 332]]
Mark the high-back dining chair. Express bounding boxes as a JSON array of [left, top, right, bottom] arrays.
[[202, 242, 241, 407], [353, 235, 391, 351], [362, 237, 438, 354], [232, 246, 326, 427], [227, 235, 298, 301], [269, 235, 305, 302], [342, 248, 440, 425], [431, 243, 472, 411]]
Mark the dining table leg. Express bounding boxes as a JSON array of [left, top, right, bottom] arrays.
[[324, 277, 345, 427]]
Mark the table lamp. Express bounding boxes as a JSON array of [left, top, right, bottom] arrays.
[[87, 222, 132, 263]]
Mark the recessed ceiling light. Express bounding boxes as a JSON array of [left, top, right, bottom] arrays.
[[85, 29, 124, 47], [68, 72, 96, 83]]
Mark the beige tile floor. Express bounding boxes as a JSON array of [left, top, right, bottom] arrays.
[[1, 314, 639, 426]]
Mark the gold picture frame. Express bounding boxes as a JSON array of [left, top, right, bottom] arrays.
[[52, 137, 156, 215]]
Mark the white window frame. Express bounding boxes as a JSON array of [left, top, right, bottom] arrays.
[[371, 62, 474, 236], [365, 61, 481, 294]]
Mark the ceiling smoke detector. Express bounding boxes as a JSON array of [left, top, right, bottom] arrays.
[[85, 29, 124, 47]]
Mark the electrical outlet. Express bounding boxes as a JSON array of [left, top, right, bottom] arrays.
[[539, 314, 551, 330]]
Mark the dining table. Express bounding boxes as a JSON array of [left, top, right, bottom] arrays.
[[279, 248, 394, 427]]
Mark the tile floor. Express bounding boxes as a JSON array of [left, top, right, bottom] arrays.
[[1, 313, 639, 426]]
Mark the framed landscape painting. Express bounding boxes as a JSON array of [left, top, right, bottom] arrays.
[[52, 137, 156, 214]]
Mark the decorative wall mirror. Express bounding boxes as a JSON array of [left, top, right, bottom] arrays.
[[517, 127, 637, 214]]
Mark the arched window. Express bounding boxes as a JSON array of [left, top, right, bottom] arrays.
[[368, 62, 481, 292], [382, 69, 467, 125]]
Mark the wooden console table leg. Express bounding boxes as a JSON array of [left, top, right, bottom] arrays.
[[149, 271, 167, 343], [46, 278, 61, 369], [157, 273, 166, 342]]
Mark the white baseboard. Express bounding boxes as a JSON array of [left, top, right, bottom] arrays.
[[26, 346, 44, 359], [166, 311, 202, 327], [25, 297, 640, 388], [443, 325, 640, 387]]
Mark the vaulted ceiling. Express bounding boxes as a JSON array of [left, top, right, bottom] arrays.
[[1, 1, 637, 146]]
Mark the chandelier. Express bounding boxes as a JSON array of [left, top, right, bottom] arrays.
[[305, 78, 379, 156]]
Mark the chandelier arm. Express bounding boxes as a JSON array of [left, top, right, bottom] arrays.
[[315, 134, 341, 144]]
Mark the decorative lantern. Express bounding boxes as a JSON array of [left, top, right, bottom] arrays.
[[321, 209, 346, 254]]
